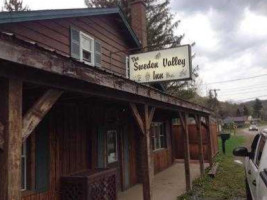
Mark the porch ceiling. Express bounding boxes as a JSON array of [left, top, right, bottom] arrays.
[[0, 32, 211, 115]]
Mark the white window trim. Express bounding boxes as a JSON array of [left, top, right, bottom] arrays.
[[80, 31, 95, 66], [107, 130, 118, 164], [21, 141, 27, 191]]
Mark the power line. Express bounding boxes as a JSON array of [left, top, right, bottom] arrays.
[[221, 88, 267, 96], [204, 73, 267, 85], [219, 83, 267, 92], [226, 95, 267, 102]]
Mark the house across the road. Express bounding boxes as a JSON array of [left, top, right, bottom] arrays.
[[0, 2, 217, 200], [223, 116, 249, 128]]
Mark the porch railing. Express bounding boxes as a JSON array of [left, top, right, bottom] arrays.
[[60, 168, 117, 200]]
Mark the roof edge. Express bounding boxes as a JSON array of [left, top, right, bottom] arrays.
[[0, 7, 141, 47], [0, 8, 118, 24]]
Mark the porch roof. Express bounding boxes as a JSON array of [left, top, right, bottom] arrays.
[[0, 32, 211, 115]]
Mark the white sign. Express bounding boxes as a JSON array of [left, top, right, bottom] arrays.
[[129, 45, 192, 83]]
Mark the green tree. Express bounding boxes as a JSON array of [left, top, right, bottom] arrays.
[[85, 0, 183, 49], [236, 108, 241, 116], [84, 0, 199, 99], [243, 105, 250, 116], [4, 0, 29, 11], [253, 98, 263, 118]]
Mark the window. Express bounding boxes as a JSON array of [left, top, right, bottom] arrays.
[[107, 130, 118, 164], [151, 122, 166, 151], [250, 134, 260, 160], [256, 136, 266, 167], [70, 27, 102, 67], [21, 141, 27, 191], [80, 32, 94, 65]]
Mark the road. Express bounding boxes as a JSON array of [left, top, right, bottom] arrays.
[[236, 125, 267, 149]]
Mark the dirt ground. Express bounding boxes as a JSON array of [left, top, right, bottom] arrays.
[[118, 162, 209, 200]]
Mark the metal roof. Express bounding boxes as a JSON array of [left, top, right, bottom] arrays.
[[0, 7, 141, 47]]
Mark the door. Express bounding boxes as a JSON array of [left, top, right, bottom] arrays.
[[247, 135, 266, 199]]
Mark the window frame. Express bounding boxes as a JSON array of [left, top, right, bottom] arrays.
[[106, 130, 118, 164], [151, 122, 167, 151], [255, 135, 266, 168], [80, 31, 95, 66], [21, 140, 27, 191]]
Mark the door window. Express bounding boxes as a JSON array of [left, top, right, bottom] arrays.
[[255, 136, 266, 167], [250, 134, 260, 160], [107, 130, 118, 164]]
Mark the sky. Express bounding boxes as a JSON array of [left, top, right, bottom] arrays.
[[1, 0, 267, 102], [171, 0, 267, 102]]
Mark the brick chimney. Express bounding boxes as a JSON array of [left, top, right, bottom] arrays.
[[131, 0, 147, 48]]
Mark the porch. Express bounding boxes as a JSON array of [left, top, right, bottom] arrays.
[[118, 162, 209, 200]]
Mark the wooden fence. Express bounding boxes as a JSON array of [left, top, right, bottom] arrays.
[[173, 123, 219, 161]]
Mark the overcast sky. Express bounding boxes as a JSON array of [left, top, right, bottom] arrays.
[[171, 0, 267, 102], [1, 0, 267, 102]]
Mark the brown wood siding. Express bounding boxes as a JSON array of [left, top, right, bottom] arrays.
[[173, 123, 219, 161], [0, 15, 130, 77], [22, 104, 92, 200], [153, 120, 173, 174], [21, 98, 142, 200]]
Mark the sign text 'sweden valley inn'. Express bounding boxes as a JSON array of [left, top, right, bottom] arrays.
[[129, 45, 192, 83]]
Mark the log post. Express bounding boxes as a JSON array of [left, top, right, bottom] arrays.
[[195, 115, 205, 175], [130, 103, 155, 200], [0, 79, 22, 200], [179, 112, 192, 191], [205, 116, 213, 167]]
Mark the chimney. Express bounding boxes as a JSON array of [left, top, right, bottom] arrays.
[[131, 0, 147, 48]]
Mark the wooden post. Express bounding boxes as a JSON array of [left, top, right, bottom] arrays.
[[179, 112, 192, 191], [0, 79, 22, 200], [205, 116, 213, 167], [0, 121, 4, 150], [196, 115, 205, 175], [130, 103, 155, 200]]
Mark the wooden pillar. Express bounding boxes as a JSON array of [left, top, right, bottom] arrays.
[[179, 112, 192, 191], [196, 115, 204, 175], [130, 103, 155, 200], [205, 116, 213, 167], [0, 79, 22, 200]]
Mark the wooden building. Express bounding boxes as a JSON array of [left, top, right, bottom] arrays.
[[173, 121, 219, 161], [0, 2, 214, 200]]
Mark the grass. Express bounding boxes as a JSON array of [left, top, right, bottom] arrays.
[[178, 135, 247, 200], [259, 121, 267, 126]]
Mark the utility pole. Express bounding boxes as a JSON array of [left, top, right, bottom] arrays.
[[211, 89, 220, 99], [209, 89, 220, 133]]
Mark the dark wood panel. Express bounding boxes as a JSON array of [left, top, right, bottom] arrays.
[[22, 21, 70, 45], [0, 24, 69, 55], [129, 122, 137, 186], [173, 124, 218, 160], [153, 149, 171, 174], [0, 15, 131, 76]]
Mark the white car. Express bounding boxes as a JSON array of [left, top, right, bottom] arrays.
[[249, 125, 259, 131], [233, 130, 267, 200]]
